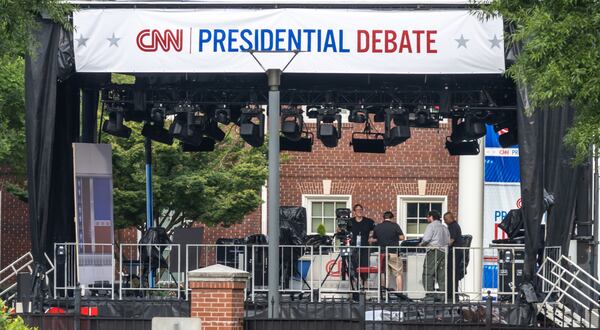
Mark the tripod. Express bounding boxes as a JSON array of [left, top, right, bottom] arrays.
[[320, 236, 357, 293]]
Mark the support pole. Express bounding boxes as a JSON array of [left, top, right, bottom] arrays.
[[458, 138, 484, 299], [145, 137, 154, 287], [267, 69, 281, 318]]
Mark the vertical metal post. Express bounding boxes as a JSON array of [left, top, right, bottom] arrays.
[[267, 68, 281, 318], [145, 137, 154, 288]]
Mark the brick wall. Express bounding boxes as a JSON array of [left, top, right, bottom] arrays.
[[0, 174, 31, 269], [279, 122, 459, 229]]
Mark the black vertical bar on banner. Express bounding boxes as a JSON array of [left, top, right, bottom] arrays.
[[74, 286, 81, 330], [81, 89, 99, 143]]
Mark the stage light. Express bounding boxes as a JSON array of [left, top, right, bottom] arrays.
[[351, 132, 385, 153], [215, 104, 231, 125], [169, 113, 204, 146], [445, 137, 480, 155], [239, 107, 265, 147], [315, 107, 342, 148], [384, 106, 411, 147], [498, 129, 518, 148], [281, 108, 303, 142], [280, 132, 313, 152], [182, 138, 216, 152], [410, 105, 440, 128], [348, 107, 367, 123], [205, 121, 226, 142], [142, 122, 173, 145], [102, 110, 131, 138], [457, 116, 487, 140]]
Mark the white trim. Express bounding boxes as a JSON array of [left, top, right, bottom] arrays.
[[260, 185, 268, 235], [302, 194, 352, 234], [396, 195, 447, 239]]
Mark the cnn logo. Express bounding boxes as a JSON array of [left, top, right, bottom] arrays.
[[136, 29, 183, 52]]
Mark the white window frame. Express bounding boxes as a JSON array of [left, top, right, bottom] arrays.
[[396, 195, 447, 239], [302, 194, 352, 235]]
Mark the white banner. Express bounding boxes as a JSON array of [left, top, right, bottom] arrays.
[[73, 9, 505, 74], [483, 184, 521, 250]]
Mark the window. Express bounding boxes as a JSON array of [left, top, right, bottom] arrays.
[[302, 195, 351, 234], [397, 196, 447, 239]]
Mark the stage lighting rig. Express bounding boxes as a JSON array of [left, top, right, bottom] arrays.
[[239, 107, 265, 147], [102, 108, 132, 138], [384, 106, 411, 147], [410, 105, 440, 128], [311, 106, 342, 148], [452, 114, 487, 140]]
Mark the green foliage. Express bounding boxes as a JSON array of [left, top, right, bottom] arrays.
[[103, 122, 267, 231], [0, 299, 34, 330], [481, 0, 600, 163], [0, 1, 73, 58], [0, 55, 26, 179], [316, 223, 327, 236]]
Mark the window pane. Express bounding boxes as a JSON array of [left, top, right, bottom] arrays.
[[323, 202, 335, 217], [407, 203, 418, 218], [312, 202, 322, 217], [335, 202, 347, 211], [418, 224, 427, 234], [407, 223, 418, 234], [324, 218, 335, 233], [419, 203, 430, 218], [431, 203, 442, 213]]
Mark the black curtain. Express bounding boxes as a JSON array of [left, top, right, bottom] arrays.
[[25, 19, 79, 276], [517, 90, 586, 283]]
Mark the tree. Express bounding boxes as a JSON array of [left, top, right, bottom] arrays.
[[102, 122, 268, 232], [481, 0, 600, 162], [0, 1, 72, 198]]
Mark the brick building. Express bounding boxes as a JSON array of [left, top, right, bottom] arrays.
[[0, 121, 459, 268]]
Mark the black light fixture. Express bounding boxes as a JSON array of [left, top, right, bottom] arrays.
[[445, 118, 480, 155], [384, 106, 411, 147], [102, 110, 132, 138], [454, 115, 487, 140], [410, 105, 440, 128], [351, 132, 385, 153], [280, 132, 313, 152], [204, 120, 226, 142], [239, 107, 265, 147], [169, 112, 203, 146], [142, 103, 173, 145], [348, 106, 367, 123], [280, 108, 303, 142], [315, 106, 342, 148], [498, 129, 518, 148], [215, 104, 231, 125], [182, 138, 216, 152]]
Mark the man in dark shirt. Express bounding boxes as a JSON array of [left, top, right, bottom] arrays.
[[371, 211, 405, 291], [346, 204, 375, 285], [444, 211, 463, 300]]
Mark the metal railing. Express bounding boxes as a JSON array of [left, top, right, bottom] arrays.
[[1, 252, 54, 304], [537, 254, 600, 328], [53, 243, 114, 299], [119, 243, 181, 299]]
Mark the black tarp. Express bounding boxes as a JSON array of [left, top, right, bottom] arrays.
[[25, 18, 79, 300], [516, 91, 586, 284]]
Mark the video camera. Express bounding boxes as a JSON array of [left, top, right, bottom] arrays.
[[335, 208, 352, 243]]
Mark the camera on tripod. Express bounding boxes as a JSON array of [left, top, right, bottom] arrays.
[[335, 208, 353, 256]]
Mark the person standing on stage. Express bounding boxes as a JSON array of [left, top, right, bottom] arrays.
[[370, 211, 405, 291], [347, 204, 375, 286], [419, 210, 450, 301], [444, 211, 463, 300]]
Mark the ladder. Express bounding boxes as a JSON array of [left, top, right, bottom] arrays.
[[0, 252, 54, 304], [536, 255, 600, 328]]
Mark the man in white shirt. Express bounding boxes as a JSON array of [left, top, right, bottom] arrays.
[[419, 210, 450, 301]]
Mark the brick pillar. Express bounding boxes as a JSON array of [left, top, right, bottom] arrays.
[[188, 264, 250, 330]]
